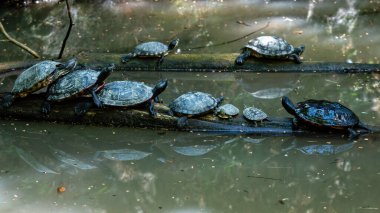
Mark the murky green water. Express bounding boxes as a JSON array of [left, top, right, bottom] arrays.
[[1, 1, 380, 212]]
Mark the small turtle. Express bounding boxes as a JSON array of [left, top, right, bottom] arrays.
[[215, 104, 240, 119], [281, 96, 371, 138], [121, 39, 179, 65], [1, 58, 77, 108], [243, 107, 268, 121], [235, 36, 305, 65], [169, 92, 224, 117], [41, 64, 115, 114], [94, 79, 168, 117]]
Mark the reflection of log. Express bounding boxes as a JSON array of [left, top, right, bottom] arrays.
[[1, 53, 380, 73], [0, 93, 378, 136], [0, 93, 298, 136]]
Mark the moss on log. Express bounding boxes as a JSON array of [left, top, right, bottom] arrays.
[[1, 53, 380, 74]]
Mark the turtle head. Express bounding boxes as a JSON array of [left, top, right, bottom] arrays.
[[168, 38, 179, 50], [96, 63, 115, 84], [152, 79, 168, 98], [216, 96, 224, 106], [53, 58, 78, 80], [294, 45, 305, 56], [281, 96, 297, 116]]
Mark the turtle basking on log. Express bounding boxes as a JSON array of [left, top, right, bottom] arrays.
[[235, 36, 305, 65], [281, 96, 371, 138], [121, 39, 179, 66], [1, 58, 77, 108]]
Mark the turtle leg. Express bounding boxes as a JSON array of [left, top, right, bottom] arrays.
[[177, 117, 189, 128], [235, 50, 251, 65], [74, 101, 94, 116], [1, 93, 15, 108], [121, 53, 135, 63], [147, 99, 157, 117], [90, 87, 103, 108], [41, 101, 52, 114], [348, 128, 360, 140], [157, 54, 165, 66], [357, 122, 372, 133], [290, 53, 302, 64]]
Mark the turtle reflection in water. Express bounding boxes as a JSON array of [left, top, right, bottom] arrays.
[[121, 39, 179, 66], [281, 96, 371, 138], [235, 36, 305, 65]]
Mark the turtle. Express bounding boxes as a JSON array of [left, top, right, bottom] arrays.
[[243, 106, 268, 121], [281, 96, 371, 138], [93, 79, 168, 117], [41, 64, 115, 114], [215, 104, 240, 119], [235, 36, 305, 65], [169, 92, 224, 117], [121, 38, 179, 66], [1, 58, 77, 108]]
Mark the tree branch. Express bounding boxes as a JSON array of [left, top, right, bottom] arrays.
[[0, 21, 41, 58], [57, 0, 74, 59]]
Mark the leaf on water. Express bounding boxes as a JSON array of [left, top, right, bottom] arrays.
[[250, 88, 293, 99], [49, 146, 97, 170], [242, 137, 266, 144], [94, 149, 152, 161], [14, 146, 59, 174], [172, 145, 217, 156]]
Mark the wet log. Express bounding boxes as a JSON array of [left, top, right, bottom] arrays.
[[1, 53, 380, 73], [0, 93, 377, 137], [0, 93, 299, 136]]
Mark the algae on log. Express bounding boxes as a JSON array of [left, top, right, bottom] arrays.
[[1, 53, 380, 73], [77, 52, 380, 73], [0, 93, 300, 136]]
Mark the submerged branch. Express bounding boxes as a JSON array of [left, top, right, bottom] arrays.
[[57, 0, 74, 59], [0, 21, 41, 58]]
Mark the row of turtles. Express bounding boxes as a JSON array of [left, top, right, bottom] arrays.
[[0, 35, 370, 137], [119, 35, 305, 65]]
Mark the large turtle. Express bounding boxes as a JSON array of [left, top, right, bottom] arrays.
[[1, 58, 77, 108], [235, 36, 305, 65], [121, 39, 179, 65], [169, 92, 224, 117], [95, 79, 168, 117], [281, 96, 371, 138], [41, 64, 115, 114]]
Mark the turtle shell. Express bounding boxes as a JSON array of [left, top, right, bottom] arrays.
[[47, 69, 101, 101], [170, 92, 219, 116], [293, 100, 359, 128], [243, 107, 268, 121], [12, 60, 62, 97], [134, 42, 168, 57], [216, 104, 239, 118], [245, 36, 294, 58], [98, 81, 153, 106]]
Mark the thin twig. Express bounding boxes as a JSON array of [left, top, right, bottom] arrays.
[[58, 0, 74, 59], [247, 175, 282, 181], [0, 21, 41, 58], [185, 22, 270, 51]]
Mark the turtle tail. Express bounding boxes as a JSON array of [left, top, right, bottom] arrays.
[[281, 96, 297, 116], [121, 53, 136, 63]]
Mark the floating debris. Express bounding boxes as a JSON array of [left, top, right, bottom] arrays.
[[251, 88, 293, 99], [94, 149, 152, 161], [172, 144, 217, 156], [57, 186, 66, 194], [242, 137, 266, 144], [14, 146, 58, 174], [49, 146, 97, 170]]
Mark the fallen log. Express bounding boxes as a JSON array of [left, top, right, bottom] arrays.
[[0, 93, 377, 137], [1, 53, 380, 74]]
